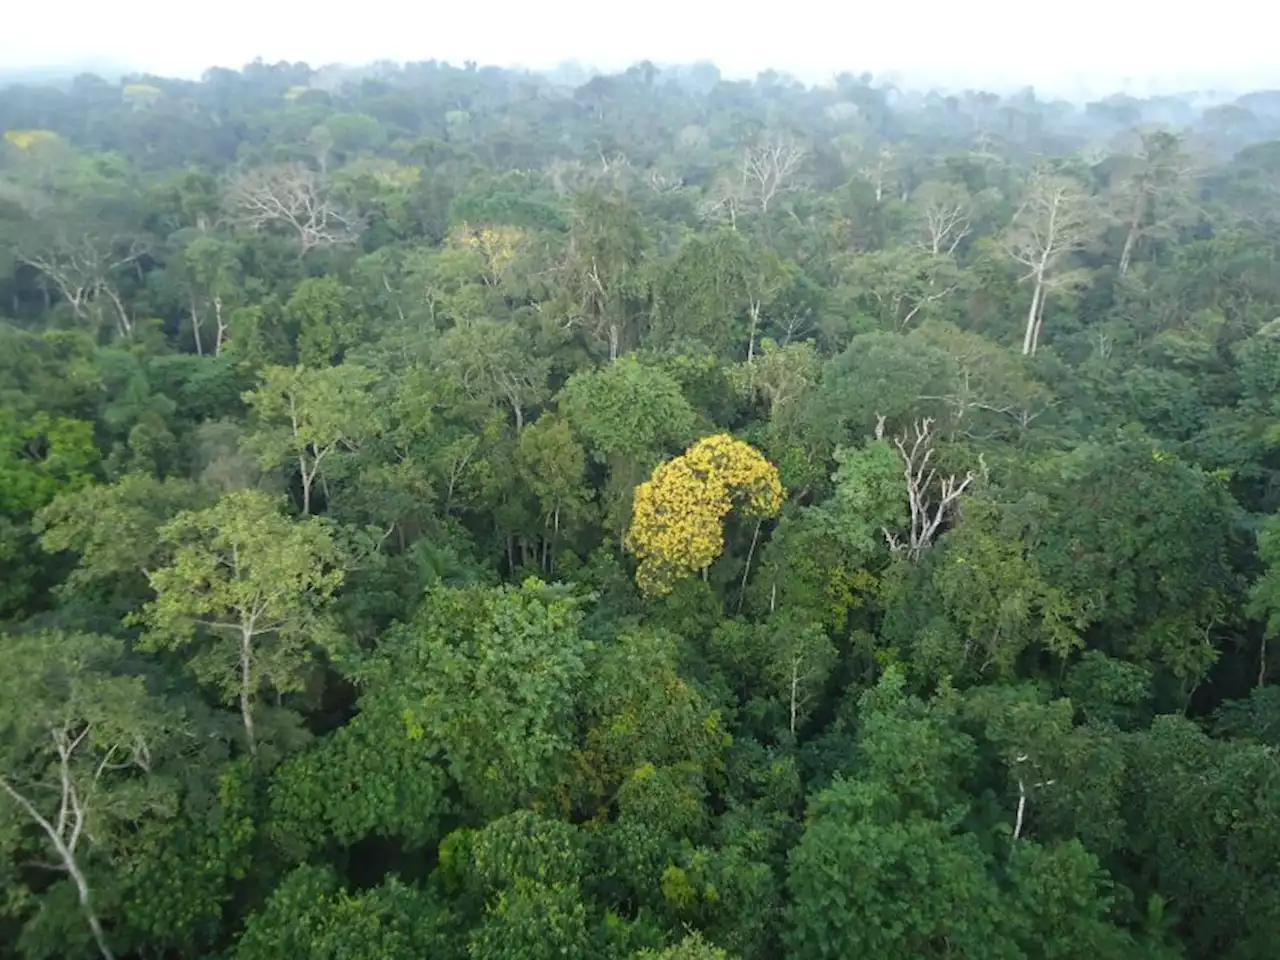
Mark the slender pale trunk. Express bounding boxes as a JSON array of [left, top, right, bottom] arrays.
[[1118, 194, 1144, 277], [608, 324, 620, 362], [789, 655, 800, 735], [1030, 293, 1047, 354], [104, 287, 132, 340], [189, 294, 204, 356], [213, 295, 227, 356], [299, 455, 313, 516], [737, 518, 762, 613], [747, 300, 761, 363], [1022, 279, 1043, 356], [1013, 775, 1028, 842], [239, 625, 257, 757], [1009, 754, 1052, 848], [1118, 224, 1139, 277], [0, 779, 115, 960], [71, 858, 115, 960], [549, 505, 560, 575]]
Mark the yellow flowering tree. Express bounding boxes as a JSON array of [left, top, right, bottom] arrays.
[[626, 434, 784, 595], [3, 129, 61, 151], [451, 222, 525, 287]]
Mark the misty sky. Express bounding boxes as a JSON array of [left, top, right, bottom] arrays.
[[5, 0, 1277, 97]]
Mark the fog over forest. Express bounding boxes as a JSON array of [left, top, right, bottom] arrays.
[[4, 0, 1280, 97], [3, 38, 1280, 960]]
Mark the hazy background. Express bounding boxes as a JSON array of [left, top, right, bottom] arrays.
[[3, 0, 1278, 98]]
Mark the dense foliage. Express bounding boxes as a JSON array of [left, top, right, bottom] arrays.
[[2, 57, 1280, 959]]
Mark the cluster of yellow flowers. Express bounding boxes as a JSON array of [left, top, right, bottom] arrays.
[[626, 434, 784, 595], [453, 223, 525, 284], [122, 83, 163, 104], [3, 129, 60, 151]]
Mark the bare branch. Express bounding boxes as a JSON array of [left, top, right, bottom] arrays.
[[1002, 170, 1101, 355], [740, 133, 807, 215], [225, 164, 359, 254], [883, 417, 975, 561]]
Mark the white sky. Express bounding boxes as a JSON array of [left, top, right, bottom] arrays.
[[4, 0, 1278, 97]]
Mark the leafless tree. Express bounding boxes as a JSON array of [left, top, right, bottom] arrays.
[[701, 173, 748, 229], [1002, 171, 1101, 355], [703, 134, 807, 227], [547, 158, 588, 198], [645, 169, 684, 194], [741, 133, 807, 214], [546, 151, 635, 197], [862, 145, 901, 203], [225, 164, 358, 254], [876, 416, 975, 561], [19, 234, 143, 339], [911, 181, 975, 256], [776, 311, 815, 346]]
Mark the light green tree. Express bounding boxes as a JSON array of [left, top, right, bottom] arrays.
[[244, 363, 379, 515], [516, 416, 593, 572], [135, 490, 345, 756], [36, 474, 203, 600], [433, 320, 549, 433]]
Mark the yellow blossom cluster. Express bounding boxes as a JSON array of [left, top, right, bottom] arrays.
[[626, 434, 784, 595], [3, 129, 60, 151], [452, 223, 525, 285], [122, 83, 163, 104]]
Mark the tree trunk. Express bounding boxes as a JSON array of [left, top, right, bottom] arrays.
[[239, 628, 257, 757], [189, 294, 204, 356], [1021, 280, 1043, 356], [104, 287, 132, 340], [608, 324, 620, 362], [0, 779, 115, 960], [1118, 194, 1144, 277], [299, 456, 312, 516], [550, 505, 560, 575], [213, 295, 227, 356], [1030, 292, 1047, 355], [68, 854, 116, 960], [1118, 222, 1139, 277], [789, 655, 800, 735], [737, 518, 762, 613], [1013, 775, 1028, 842]]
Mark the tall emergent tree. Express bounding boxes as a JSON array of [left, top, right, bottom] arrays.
[[136, 490, 345, 755], [1002, 170, 1101, 355]]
